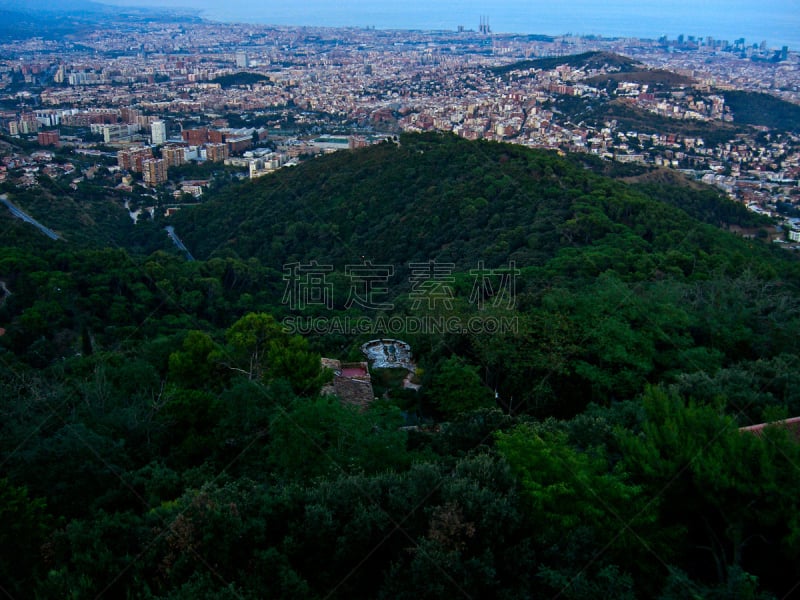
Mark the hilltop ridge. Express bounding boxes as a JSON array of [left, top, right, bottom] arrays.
[[491, 51, 642, 76], [169, 133, 775, 275]]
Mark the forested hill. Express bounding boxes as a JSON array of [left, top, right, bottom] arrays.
[[490, 51, 641, 76], [4, 132, 800, 598], [171, 132, 779, 278], [721, 90, 800, 131]]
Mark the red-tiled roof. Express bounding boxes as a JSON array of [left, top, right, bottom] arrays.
[[341, 366, 368, 379]]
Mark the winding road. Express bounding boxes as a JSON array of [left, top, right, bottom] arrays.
[[165, 226, 195, 261], [1, 194, 61, 241], [0, 280, 10, 308]]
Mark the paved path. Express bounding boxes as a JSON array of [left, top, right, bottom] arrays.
[[1, 194, 61, 241], [165, 226, 195, 261]]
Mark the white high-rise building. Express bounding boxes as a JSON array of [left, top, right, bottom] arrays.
[[235, 52, 249, 68], [151, 120, 167, 145]]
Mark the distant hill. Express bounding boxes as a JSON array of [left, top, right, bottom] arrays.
[[0, 0, 102, 12], [550, 96, 743, 145], [494, 52, 800, 136], [0, 7, 98, 40], [491, 51, 641, 76], [584, 69, 696, 90], [167, 133, 783, 282], [0, 0, 200, 40], [722, 90, 800, 131], [211, 72, 271, 88]]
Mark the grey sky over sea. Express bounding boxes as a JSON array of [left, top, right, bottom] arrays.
[[102, 0, 800, 48]]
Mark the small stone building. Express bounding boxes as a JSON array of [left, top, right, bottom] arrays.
[[321, 358, 375, 409]]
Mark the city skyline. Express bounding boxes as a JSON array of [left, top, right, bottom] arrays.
[[98, 0, 800, 48]]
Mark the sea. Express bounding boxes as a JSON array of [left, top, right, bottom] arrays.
[[186, 0, 800, 50]]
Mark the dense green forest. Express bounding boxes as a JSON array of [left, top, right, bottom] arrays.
[[2, 133, 800, 598], [721, 90, 800, 131], [211, 72, 272, 88]]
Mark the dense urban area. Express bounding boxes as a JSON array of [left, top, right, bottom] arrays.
[[2, 12, 800, 241]]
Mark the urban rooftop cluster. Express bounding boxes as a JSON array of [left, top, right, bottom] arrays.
[[0, 18, 798, 238]]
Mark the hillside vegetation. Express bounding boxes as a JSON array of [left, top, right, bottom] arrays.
[[490, 51, 641, 76], [550, 95, 744, 143], [2, 133, 800, 598], [584, 68, 696, 90], [171, 133, 772, 269], [722, 90, 800, 130]]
